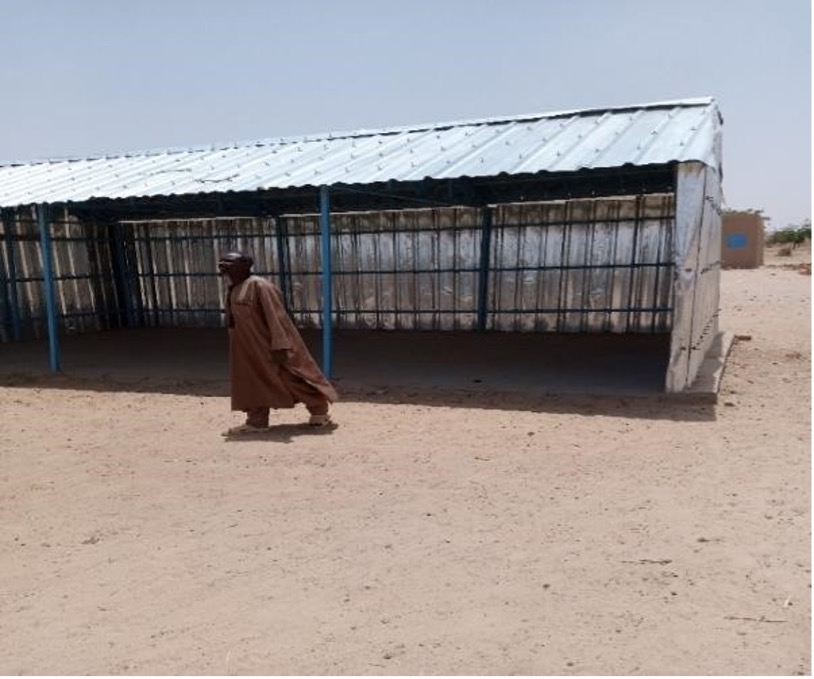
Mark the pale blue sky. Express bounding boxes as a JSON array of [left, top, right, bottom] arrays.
[[0, 0, 810, 227]]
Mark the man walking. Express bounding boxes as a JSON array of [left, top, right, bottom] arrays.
[[218, 251, 337, 434]]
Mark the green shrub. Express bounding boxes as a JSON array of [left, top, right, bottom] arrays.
[[767, 222, 811, 246]]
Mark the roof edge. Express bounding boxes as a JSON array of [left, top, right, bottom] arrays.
[[0, 97, 719, 168]]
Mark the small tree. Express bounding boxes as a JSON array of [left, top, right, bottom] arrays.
[[766, 219, 811, 247]]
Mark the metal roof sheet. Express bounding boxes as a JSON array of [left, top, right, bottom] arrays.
[[0, 98, 722, 208]]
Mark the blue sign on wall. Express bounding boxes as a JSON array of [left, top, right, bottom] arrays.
[[727, 233, 748, 249]]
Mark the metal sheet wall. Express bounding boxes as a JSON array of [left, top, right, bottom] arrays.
[[0, 206, 118, 341], [280, 207, 481, 330], [128, 217, 279, 328], [687, 167, 722, 382], [489, 196, 674, 332], [280, 197, 673, 334], [667, 162, 722, 392], [1, 196, 676, 343]]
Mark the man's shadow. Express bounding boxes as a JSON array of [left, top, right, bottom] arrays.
[[222, 422, 339, 444]]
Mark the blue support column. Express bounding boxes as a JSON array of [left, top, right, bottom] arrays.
[[319, 185, 333, 378], [37, 203, 61, 372], [476, 205, 493, 332], [1, 209, 21, 341]]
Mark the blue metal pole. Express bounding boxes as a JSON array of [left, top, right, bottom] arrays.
[[319, 185, 333, 378], [1, 209, 21, 341], [37, 203, 61, 372]]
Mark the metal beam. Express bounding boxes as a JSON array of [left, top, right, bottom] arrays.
[[319, 185, 333, 378], [59, 164, 676, 222], [36, 203, 61, 372]]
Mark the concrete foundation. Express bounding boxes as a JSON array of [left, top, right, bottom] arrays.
[[0, 328, 676, 398]]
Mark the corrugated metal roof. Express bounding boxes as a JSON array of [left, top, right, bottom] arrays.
[[0, 97, 722, 208]]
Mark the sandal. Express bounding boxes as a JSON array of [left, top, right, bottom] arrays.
[[221, 423, 269, 436], [308, 414, 332, 427]]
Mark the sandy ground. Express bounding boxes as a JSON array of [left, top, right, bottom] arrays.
[[0, 246, 810, 675]]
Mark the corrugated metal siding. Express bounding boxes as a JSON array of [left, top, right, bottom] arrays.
[[129, 217, 279, 328], [1, 198, 675, 341], [0, 98, 721, 208], [0, 207, 119, 341], [686, 166, 722, 381], [488, 197, 674, 333], [666, 162, 723, 391], [280, 208, 482, 330]]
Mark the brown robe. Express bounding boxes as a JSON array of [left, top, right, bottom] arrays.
[[227, 276, 338, 411]]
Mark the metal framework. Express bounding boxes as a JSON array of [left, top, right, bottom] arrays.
[[0, 161, 720, 392]]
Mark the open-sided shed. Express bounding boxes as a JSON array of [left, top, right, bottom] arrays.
[[0, 97, 723, 392]]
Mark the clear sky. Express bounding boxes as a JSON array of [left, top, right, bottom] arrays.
[[0, 0, 810, 228]]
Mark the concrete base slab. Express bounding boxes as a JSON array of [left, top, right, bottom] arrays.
[[684, 332, 736, 400], [0, 327, 673, 398], [330, 329, 671, 397]]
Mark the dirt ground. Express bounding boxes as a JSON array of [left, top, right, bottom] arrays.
[[0, 245, 810, 675]]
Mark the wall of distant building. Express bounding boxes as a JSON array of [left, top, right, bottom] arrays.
[[721, 212, 764, 269]]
